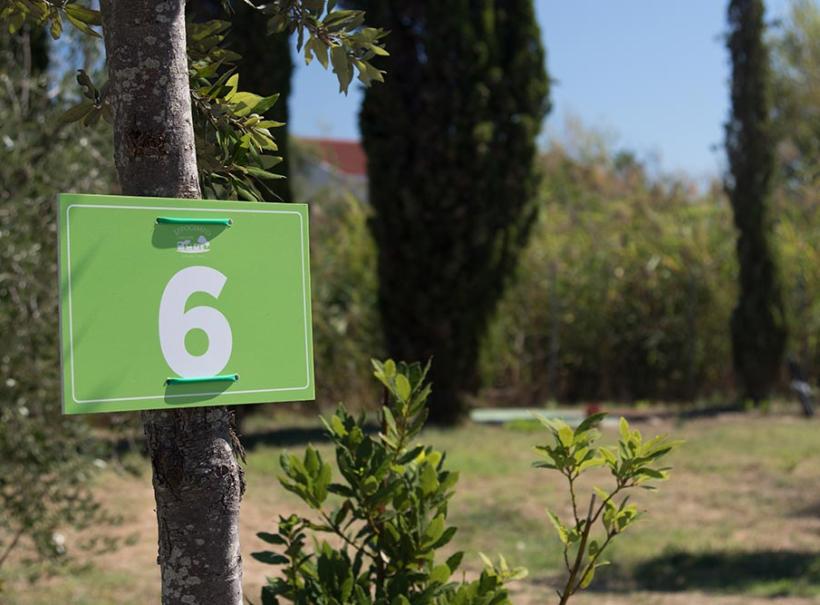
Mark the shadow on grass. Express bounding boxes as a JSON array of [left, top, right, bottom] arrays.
[[792, 499, 820, 520], [593, 550, 820, 596]]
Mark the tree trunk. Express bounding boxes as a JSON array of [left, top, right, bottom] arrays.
[[100, 2, 244, 603]]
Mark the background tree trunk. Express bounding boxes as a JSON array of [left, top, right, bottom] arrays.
[[100, 1, 244, 603]]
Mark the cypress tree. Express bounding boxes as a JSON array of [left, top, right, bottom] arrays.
[[725, 0, 787, 402], [358, 0, 550, 423]]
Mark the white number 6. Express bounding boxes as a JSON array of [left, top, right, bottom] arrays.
[[159, 266, 232, 378]]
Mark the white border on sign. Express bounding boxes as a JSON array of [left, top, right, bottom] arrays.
[[66, 203, 311, 404]]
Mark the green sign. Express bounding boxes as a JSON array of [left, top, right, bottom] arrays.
[[58, 193, 314, 414]]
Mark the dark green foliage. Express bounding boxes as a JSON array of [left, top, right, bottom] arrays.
[[254, 359, 526, 604], [725, 0, 787, 402], [357, 0, 550, 424], [770, 1, 820, 376], [298, 131, 820, 407], [187, 18, 287, 201], [229, 2, 294, 201], [2, 22, 50, 73], [0, 34, 116, 579], [484, 142, 738, 404]]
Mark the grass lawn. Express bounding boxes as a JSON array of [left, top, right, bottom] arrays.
[[4, 410, 820, 605]]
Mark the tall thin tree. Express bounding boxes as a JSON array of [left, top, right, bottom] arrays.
[[725, 0, 787, 403], [358, 0, 550, 424]]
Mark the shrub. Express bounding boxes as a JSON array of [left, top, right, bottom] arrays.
[[254, 359, 523, 604], [253, 359, 680, 604], [482, 144, 739, 403], [481, 137, 820, 404], [308, 191, 383, 409], [534, 414, 682, 603]]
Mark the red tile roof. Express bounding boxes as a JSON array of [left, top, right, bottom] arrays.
[[300, 137, 367, 176]]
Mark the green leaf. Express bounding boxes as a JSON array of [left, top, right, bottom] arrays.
[[267, 13, 289, 34], [252, 93, 280, 115], [49, 12, 63, 40], [420, 462, 438, 494], [557, 425, 574, 448], [64, 11, 100, 38], [384, 359, 396, 378], [362, 476, 379, 496], [545, 509, 569, 544], [259, 155, 283, 169], [446, 551, 464, 573], [330, 44, 353, 94], [329, 414, 347, 437], [230, 92, 263, 116], [305, 446, 320, 475], [636, 467, 667, 480], [397, 445, 424, 465], [64, 4, 102, 25], [593, 486, 611, 503], [619, 417, 631, 441], [307, 36, 330, 70], [430, 526, 457, 549], [244, 166, 285, 180], [257, 120, 285, 129], [578, 456, 606, 472], [251, 551, 289, 565], [430, 564, 451, 584], [395, 374, 411, 402], [58, 100, 94, 125], [224, 74, 240, 99], [579, 563, 596, 589], [424, 514, 445, 544], [599, 447, 618, 466], [575, 412, 607, 435], [261, 585, 278, 605], [382, 405, 397, 433], [328, 483, 355, 497], [257, 532, 287, 545], [324, 9, 363, 29]]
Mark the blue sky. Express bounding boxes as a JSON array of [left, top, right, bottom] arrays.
[[289, 0, 792, 182]]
